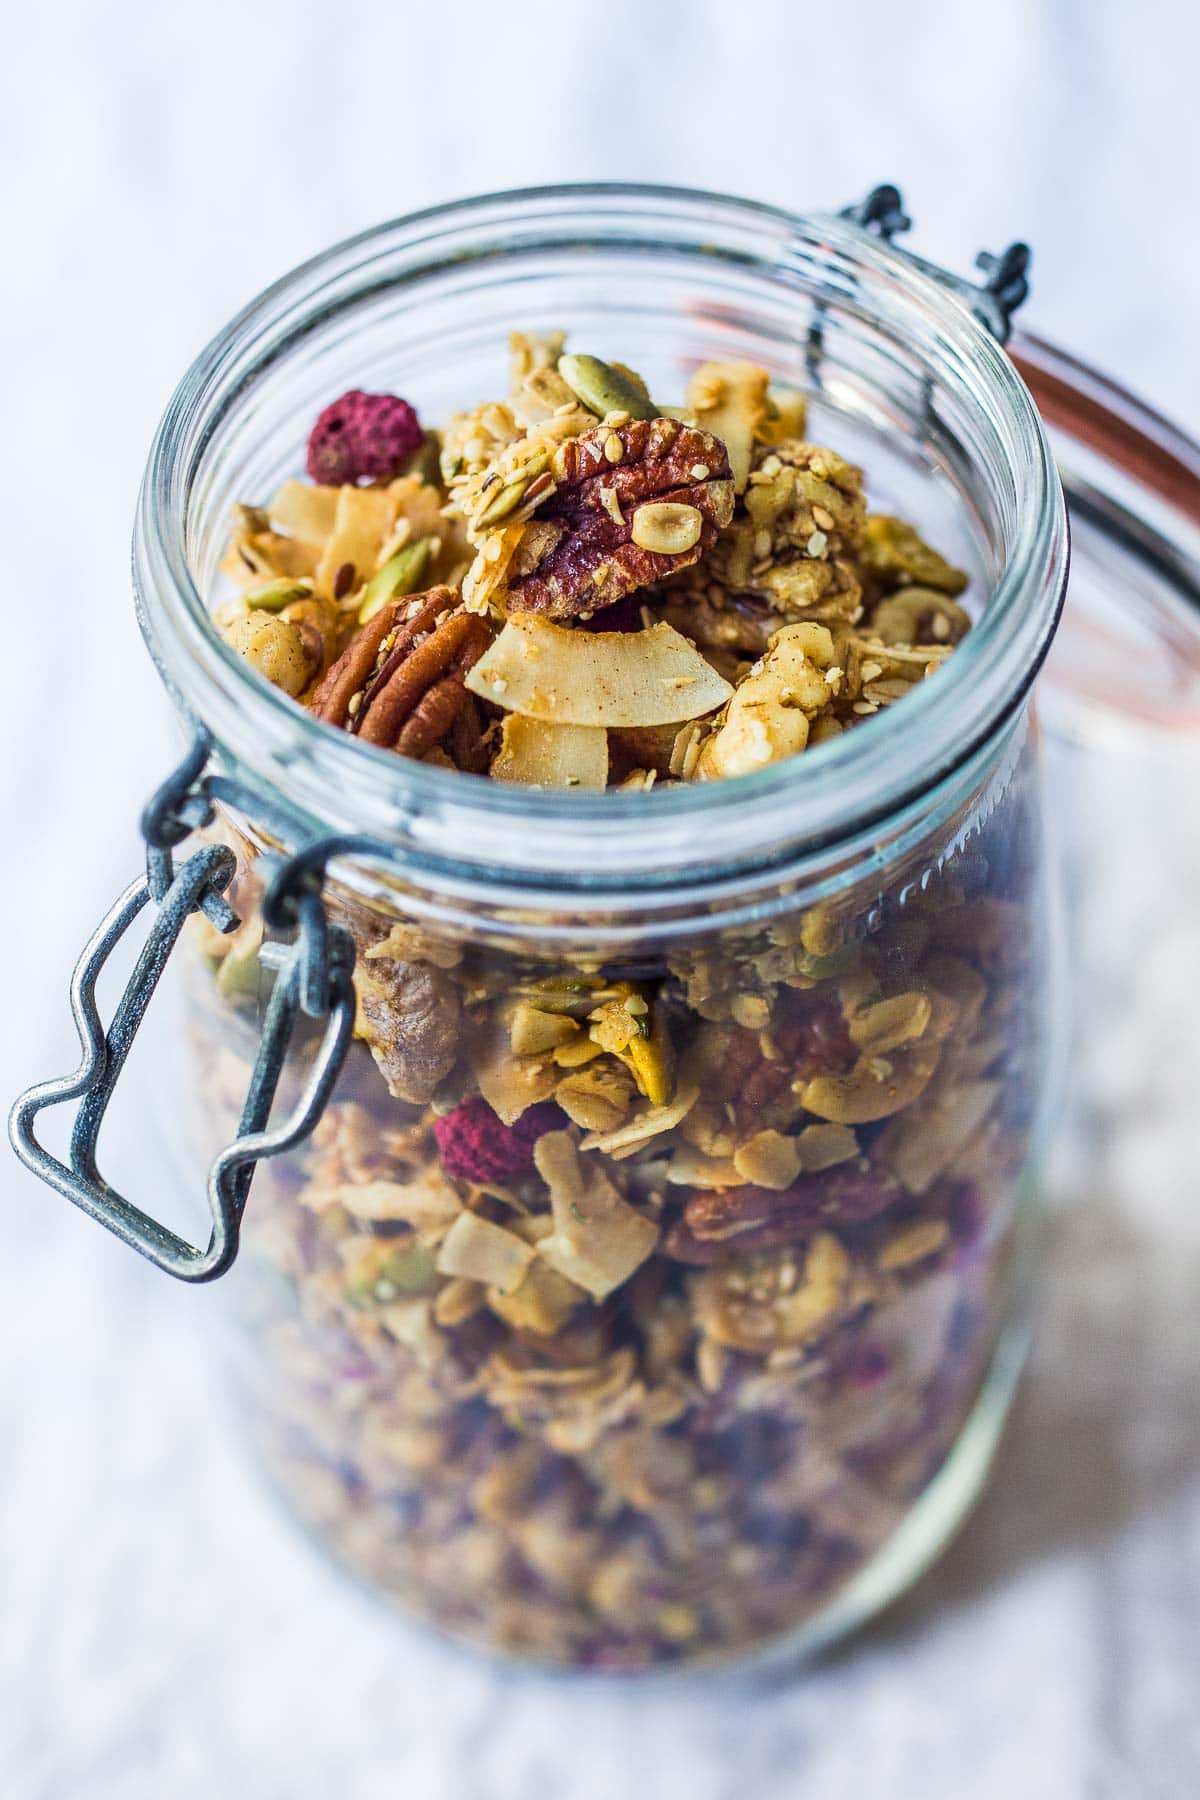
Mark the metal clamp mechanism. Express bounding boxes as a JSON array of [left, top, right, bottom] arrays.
[[839, 182, 1031, 345], [9, 730, 360, 1282]]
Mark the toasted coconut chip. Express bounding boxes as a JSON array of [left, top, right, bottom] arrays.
[[554, 1061, 636, 1132], [324, 1174, 462, 1237], [487, 1260, 588, 1336], [314, 485, 399, 601], [533, 1130, 660, 1301], [686, 360, 770, 494], [491, 715, 609, 788], [664, 1142, 746, 1188], [269, 479, 341, 546], [466, 618, 733, 727], [471, 1021, 558, 1124], [509, 1003, 581, 1057], [435, 1210, 535, 1294], [578, 1082, 699, 1159]]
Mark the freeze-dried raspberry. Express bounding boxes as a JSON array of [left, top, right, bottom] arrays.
[[434, 1097, 563, 1185], [306, 390, 423, 486]]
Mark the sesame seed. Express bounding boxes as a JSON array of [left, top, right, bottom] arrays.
[[604, 434, 624, 464], [806, 530, 828, 556], [690, 463, 710, 481], [812, 504, 835, 531], [753, 529, 772, 560], [347, 692, 362, 716]]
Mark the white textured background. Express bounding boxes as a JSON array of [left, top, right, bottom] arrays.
[[2, 4, 1199, 1796]]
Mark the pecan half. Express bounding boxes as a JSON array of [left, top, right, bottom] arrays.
[[505, 419, 734, 620], [663, 1165, 900, 1264], [309, 586, 491, 761]]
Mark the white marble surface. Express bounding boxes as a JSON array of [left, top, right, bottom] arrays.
[[2, 3, 1199, 1795]]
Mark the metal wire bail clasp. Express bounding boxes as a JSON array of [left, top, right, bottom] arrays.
[[839, 183, 1031, 344], [9, 730, 358, 1282]]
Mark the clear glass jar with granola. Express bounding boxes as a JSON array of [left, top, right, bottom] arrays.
[[46, 190, 1080, 1670]]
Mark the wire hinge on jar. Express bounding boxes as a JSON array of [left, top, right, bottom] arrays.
[[838, 183, 1031, 345], [8, 727, 363, 1282]]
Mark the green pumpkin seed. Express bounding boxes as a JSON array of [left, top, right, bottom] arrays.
[[245, 577, 313, 613], [473, 451, 553, 529], [358, 538, 434, 623], [557, 353, 659, 422]]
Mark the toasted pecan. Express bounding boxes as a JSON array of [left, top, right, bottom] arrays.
[[308, 588, 490, 762], [663, 1166, 900, 1263], [505, 419, 734, 620]]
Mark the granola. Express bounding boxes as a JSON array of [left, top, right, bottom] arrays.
[[187, 335, 1050, 1671], [215, 343, 966, 783]]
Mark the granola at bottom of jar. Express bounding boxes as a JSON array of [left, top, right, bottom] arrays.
[[212, 339, 968, 788], [183, 721, 1044, 1669]]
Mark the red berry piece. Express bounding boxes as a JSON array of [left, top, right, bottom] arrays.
[[434, 1097, 564, 1185], [306, 390, 424, 486]]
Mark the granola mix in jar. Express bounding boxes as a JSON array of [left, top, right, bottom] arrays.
[[17, 190, 1078, 1671]]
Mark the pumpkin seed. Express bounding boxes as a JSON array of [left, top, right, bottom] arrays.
[[358, 538, 433, 623], [245, 577, 313, 613], [557, 353, 659, 422]]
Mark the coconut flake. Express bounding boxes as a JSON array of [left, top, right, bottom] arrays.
[[466, 618, 732, 727], [491, 715, 609, 788]]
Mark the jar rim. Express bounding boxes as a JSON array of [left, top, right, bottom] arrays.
[[133, 181, 1068, 896]]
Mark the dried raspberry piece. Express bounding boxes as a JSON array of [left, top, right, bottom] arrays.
[[434, 1097, 563, 1185], [306, 390, 423, 486]]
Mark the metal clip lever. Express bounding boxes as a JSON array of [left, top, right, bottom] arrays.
[[9, 736, 359, 1282]]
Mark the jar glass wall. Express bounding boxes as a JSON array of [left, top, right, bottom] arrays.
[[138, 188, 1069, 1671]]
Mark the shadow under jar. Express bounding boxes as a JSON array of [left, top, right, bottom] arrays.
[[138, 188, 1069, 1672]]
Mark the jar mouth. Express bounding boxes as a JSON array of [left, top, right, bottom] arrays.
[[134, 181, 1068, 893]]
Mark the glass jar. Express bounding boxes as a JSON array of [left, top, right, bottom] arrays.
[[16, 187, 1080, 1673]]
